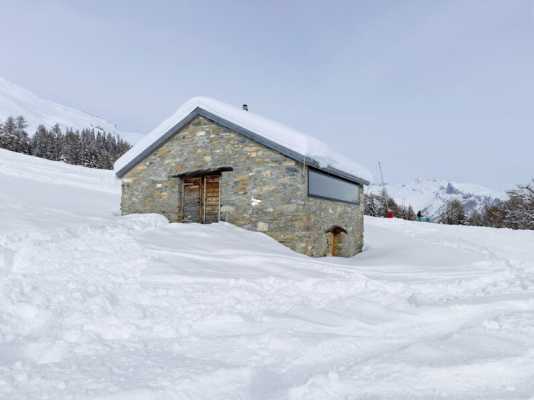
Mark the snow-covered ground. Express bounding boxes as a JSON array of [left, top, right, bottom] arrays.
[[1, 149, 534, 399]]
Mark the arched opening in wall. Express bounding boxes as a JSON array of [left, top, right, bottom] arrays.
[[325, 225, 347, 257]]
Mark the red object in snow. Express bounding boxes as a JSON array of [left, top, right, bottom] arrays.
[[386, 210, 394, 218]]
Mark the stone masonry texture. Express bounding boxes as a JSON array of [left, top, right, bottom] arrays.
[[120, 116, 364, 256]]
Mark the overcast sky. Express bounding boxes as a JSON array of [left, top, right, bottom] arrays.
[[1, 0, 533, 190]]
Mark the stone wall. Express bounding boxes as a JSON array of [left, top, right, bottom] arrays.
[[303, 191, 364, 257], [121, 115, 364, 256]]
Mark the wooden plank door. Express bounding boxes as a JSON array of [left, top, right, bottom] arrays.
[[203, 175, 220, 224], [328, 232, 336, 256], [182, 175, 220, 224], [183, 177, 202, 223], [331, 233, 337, 256]]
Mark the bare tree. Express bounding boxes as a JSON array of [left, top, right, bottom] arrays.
[[504, 180, 534, 230], [439, 199, 466, 225]]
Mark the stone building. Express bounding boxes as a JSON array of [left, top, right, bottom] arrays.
[[114, 97, 370, 257]]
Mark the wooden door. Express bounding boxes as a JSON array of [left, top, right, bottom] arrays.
[[183, 177, 202, 223], [329, 232, 337, 256], [326, 226, 347, 256], [182, 175, 220, 224], [326, 232, 337, 257], [203, 175, 220, 224]]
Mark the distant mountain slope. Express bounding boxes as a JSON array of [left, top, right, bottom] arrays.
[[369, 178, 506, 220], [0, 77, 140, 142]]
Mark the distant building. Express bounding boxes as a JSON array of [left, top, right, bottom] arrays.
[[114, 97, 370, 257]]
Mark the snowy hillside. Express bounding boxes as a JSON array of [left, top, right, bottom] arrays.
[[0, 77, 139, 142], [370, 178, 506, 220], [1, 149, 534, 399]]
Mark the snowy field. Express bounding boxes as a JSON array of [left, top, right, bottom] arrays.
[[1, 148, 534, 399]]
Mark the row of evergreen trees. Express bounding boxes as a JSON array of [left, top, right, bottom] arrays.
[[366, 180, 534, 231], [0, 115, 131, 169]]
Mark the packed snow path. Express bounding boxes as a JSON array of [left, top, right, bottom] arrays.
[[1, 149, 534, 399]]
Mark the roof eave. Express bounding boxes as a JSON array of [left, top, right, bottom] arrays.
[[114, 108, 201, 178], [115, 107, 370, 186]]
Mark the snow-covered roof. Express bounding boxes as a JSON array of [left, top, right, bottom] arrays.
[[114, 97, 372, 184]]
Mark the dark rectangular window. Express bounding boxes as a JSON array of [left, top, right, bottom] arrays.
[[308, 168, 360, 204]]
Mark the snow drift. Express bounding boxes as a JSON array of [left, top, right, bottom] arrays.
[[1, 149, 534, 399]]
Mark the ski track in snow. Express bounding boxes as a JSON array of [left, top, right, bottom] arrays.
[[1, 149, 534, 399]]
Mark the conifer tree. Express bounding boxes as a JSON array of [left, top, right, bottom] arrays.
[[0, 116, 18, 151], [365, 193, 386, 217], [14, 116, 31, 154], [48, 124, 64, 161], [62, 129, 82, 165], [0, 121, 4, 149], [32, 125, 50, 157], [0, 114, 129, 169]]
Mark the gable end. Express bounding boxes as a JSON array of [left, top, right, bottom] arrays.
[[115, 107, 369, 185]]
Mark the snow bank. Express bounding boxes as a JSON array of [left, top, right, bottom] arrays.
[[0, 149, 121, 237], [114, 96, 372, 182], [0, 148, 118, 194]]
